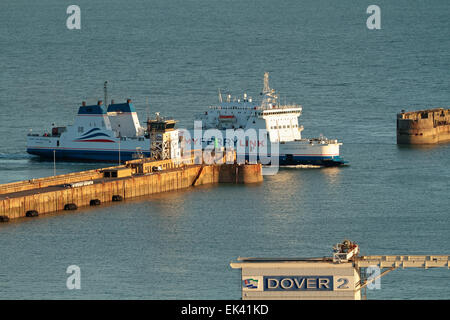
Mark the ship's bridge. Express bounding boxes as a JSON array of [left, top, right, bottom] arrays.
[[107, 99, 145, 137], [199, 101, 303, 141], [263, 106, 303, 142], [196, 72, 303, 141], [73, 100, 112, 133]]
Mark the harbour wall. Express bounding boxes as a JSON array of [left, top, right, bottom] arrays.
[[0, 168, 104, 195], [0, 163, 263, 221], [397, 108, 450, 144]]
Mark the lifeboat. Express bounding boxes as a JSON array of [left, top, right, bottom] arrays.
[[218, 115, 236, 122]]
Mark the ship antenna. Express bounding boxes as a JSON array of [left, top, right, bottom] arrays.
[[104, 81, 108, 107], [261, 72, 271, 108], [263, 72, 270, 94], [146, 96, 150, 121]]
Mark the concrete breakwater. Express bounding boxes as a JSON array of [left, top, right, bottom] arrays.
[[397, 108, 450, 144], [0, 159, 262, 222]]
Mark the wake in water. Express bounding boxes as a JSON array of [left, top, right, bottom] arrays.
[[0, 152, 32, 160]]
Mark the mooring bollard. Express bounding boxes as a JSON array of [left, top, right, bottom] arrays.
[[64, 203, 78, 211], [90, 199, 101, 206], [112, 195, 123, 202], [25, 210, 39, 217]]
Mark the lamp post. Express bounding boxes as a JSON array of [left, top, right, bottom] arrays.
[[118, 138, 121, 164]]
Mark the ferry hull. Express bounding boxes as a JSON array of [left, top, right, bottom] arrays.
[[26, 148, 150, 162], [279, 155, 344, 166], [181, 132, 345, 167], [27, 146, 343, 165], [28, 133, 344, 166], [241, 154, 344, 166], [26, 135, 150, 162]]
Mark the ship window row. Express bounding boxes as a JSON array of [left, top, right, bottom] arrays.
[[270, 124, 298, 129], [264, 111, 298, 115], [211, 106, 254, 110]]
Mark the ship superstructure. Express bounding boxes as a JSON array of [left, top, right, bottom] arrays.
[[27, 99, 150, 162], [191, 73, 344, 166]]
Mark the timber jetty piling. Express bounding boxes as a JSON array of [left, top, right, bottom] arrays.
[[0, 151, 262, 222]]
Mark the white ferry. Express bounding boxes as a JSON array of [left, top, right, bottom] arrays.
[[26, 99, 150, 162], [189, 73, 345, 166], [27, 75, 344, 166]]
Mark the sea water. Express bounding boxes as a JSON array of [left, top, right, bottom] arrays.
[[0, 0, 448, 299]]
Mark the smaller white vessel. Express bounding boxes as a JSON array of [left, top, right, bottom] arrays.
[[27, 99, 150, 162]]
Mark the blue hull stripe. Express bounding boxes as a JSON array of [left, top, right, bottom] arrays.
[[245, 155, 344, 166]]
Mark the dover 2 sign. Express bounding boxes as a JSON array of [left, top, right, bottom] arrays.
[[265, 276, 333, 291], [243, 276, 353, 292]]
